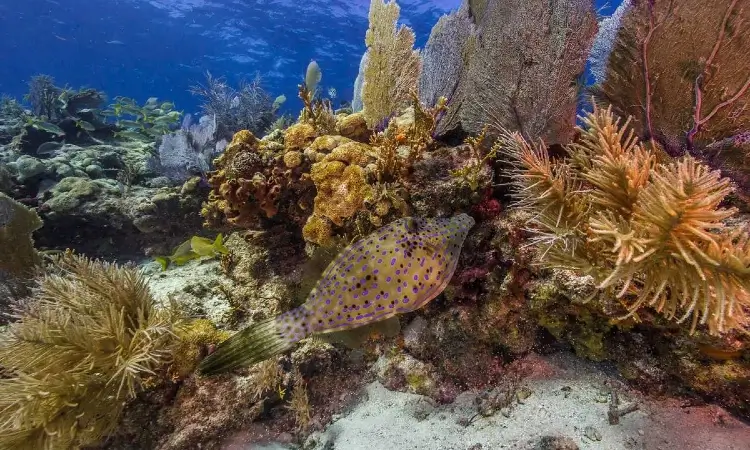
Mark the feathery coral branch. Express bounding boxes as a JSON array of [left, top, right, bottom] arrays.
[[500, 104, 750, 334]]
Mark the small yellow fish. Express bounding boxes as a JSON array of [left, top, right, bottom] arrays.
[[154, 234, 228, 270], [76, 120, 96, 131], [199, 214, 475, 375]]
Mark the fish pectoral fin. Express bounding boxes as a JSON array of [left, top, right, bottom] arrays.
[[315, 316, 401, 349]]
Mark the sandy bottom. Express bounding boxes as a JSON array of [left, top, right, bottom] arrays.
[[244, 352, 749, 450]]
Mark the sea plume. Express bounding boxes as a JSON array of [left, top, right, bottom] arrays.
[[0, 252, 179, 449], [500, 104, 750, 334]]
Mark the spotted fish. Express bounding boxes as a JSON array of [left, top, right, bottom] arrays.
[[198, 213, 476, 375]]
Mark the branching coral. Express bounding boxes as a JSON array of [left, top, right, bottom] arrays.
[[0, 193, 42, 284], [248, 359, 283, 401], [297, 61, 337, 135], [285, 367, 312, 433], [1, 193, 41, 311], [25, 74, 61, 119], [0, 252, 179, 449], [190, 71, 276, 138], [450, 126, 498, 191], [594, 0, 750, 160], [501, 105, 750, 334], [361, 0, 422, 129], [370, 95, 447, 182]]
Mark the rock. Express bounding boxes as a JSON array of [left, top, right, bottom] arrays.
[[43, 177, 103, 213], [403, 316, 430, 355], [17, 125, 63, 155], [147, 176, 172, 188], [583, 426, 602, 442], [407, 398, 435, 421], [375, 352, 439, 397], [335, 112, 370, 143], [533, 436, 579, 450], [84, 164, 103, 178], [11, 155, 46, 182]]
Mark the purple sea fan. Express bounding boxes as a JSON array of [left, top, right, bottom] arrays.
[[149, 114, 224, 182]]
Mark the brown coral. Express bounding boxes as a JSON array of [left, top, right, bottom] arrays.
[[336, 112, 372, 143], [283, 122, 317, 151], [202, 130, 314, 229], [310, 159, 372, 226], [302, 214, 334, 246], [595, 0, 750, 156]]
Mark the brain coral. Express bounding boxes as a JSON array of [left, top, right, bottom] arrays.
[[309, 141, 373, 227]]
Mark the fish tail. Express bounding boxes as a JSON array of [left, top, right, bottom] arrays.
[[198, 316, 297, 375]]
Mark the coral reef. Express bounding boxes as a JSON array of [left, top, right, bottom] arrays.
[[190, 72, 277, 140], [2, 0, 749, 446]]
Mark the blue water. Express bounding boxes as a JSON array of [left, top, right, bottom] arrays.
[[0, 0, 618, 115]]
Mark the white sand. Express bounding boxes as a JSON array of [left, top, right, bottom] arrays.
[[304, 353, 750, 450]]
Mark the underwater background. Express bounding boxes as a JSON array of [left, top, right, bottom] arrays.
[[2, 0, 617, 115], [1, 0, 749, 449]]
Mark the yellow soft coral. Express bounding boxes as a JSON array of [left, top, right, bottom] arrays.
[[361, 0, 422, 129], [302, 213, 334, 246], [502, 104, 750, 335]]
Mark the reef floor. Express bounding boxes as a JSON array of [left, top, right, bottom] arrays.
[[223, 352, 749, 450]]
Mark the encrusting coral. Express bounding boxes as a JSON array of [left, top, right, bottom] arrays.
[[0, 252, 180, 449], [306, 142, 372, 229], [169, 319, 231, 379], [501, 104, 750, 335]]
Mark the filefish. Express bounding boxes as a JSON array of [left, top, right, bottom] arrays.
[[199, 213, 476, 375]]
